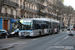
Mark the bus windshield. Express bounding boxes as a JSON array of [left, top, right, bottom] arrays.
[[19, 22, 33, 30]]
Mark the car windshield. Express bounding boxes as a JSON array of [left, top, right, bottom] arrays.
[[0, 29, 6, 33], [0, 31, 5, 33], [8, 29, 16, 33]]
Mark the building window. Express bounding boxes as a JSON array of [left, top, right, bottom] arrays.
[[34, 6, 35, 10], [16, 0, 18, 3], [16, 10, 17, 16], [20, 0, 22, 5], [5, 8, 7, 13], [11, 9, 13, 15]]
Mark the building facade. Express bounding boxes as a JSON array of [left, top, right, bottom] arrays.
[[0, 0, 62, 31], [0, 0, 19, 31], [18, 0, 58, 19]]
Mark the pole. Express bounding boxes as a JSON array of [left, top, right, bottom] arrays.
[[60, 15, 62, 29], [68, 14, 74, 36], [70, 24, 71, 34]]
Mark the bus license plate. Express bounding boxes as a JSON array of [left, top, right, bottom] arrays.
[[22, 33, 25, 35], [25, 32, 28, 35]]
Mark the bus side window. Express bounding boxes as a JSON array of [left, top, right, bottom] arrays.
[[35, 24, 41, 29]]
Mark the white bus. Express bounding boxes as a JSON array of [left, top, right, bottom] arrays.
[[18, 18, 60, 37]]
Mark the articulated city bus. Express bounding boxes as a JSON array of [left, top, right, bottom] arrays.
[[18, 18, 60, 37]]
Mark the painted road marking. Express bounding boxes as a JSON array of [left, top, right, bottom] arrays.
[[46, 46, 74, 50], [5, 41, 27, 47], [54, 36, 70, 45], [54, 41, 62, 45], [46, 36, 70, 50], [62, 36, 70, 40]]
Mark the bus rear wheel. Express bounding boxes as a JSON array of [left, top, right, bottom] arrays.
[[39, 32, 41, 36]]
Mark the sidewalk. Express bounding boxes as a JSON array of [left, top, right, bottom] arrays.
[[60, 29, 67, 32], [0, 37, 19, 50]]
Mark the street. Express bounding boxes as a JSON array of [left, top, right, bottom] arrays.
[[0, 0, 75, 50], [0, 29, 75, 50]]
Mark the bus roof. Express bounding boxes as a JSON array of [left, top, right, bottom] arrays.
[[20, 18, 60, 23]]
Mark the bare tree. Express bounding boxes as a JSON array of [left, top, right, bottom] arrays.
[[52, 0, 64, 20], [64, 6, 74, 26]]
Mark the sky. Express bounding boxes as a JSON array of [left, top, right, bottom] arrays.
[[64, 0, 75, 10]]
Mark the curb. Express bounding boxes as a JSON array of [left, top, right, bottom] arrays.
[[0, 45, 14, 50]]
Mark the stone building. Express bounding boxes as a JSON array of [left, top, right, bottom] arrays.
[[0, 0, 60, 31], [0, 0, 19, 31], [18, 0, 57, 19]]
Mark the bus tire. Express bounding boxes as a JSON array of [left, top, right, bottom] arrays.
[[49, 30, 51, 35], [39, 32, 41, 36]]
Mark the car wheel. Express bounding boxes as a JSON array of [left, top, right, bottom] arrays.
[[4, 35, 7, 39], [15, 32, 19, 37], [2, 34, 7, 39]]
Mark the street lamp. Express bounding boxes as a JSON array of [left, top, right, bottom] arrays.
[[56, 9, 59, 20]]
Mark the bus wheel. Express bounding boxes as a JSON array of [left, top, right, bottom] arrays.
[[49, 31, 51, 35], [39, 32, 41, 36]]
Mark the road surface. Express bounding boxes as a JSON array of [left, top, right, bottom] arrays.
[[0, 30, 75, 50]]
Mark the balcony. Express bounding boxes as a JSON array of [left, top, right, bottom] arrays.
[[25, 7, 38, 13], [46, 13, 52, 16], [3, 0, 19, 7], [10, 14, 14, 18], [37, 11, 46, 16], [16, 16, 20, 19], [51, 14, 58, 19], [27, 0, 36, 4], [20, 5, 38, 13], [1, 13, 10, 18], [1, 13, 14, 19]]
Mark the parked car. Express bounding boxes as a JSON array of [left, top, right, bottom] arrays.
[[67, 26, 73, 31], [0, 29, 8, 39], [8, 29, 19, 37], [73, 25, 75, 31]]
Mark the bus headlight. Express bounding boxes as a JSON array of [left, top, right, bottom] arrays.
[[30, 32, 34, 36], [11, 32, 15, 34], [19, 32, 21, 36], [25, 32, 28, 34]]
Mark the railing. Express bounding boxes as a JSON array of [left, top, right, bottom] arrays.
[[10, 14, 14, 18], [1, 13, 14, 18], [1, 13, 10, 18], [37, 11, 46, 16], [16, 16, 19, 19], [4, 0, 19, 7], [20, 5, 38, 13], [27, 0, 36, 4]]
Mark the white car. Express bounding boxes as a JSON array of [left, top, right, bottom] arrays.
[[67, 26, 73, 31], [8, 29, 19, 37], [0, 29, 8, 39]]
